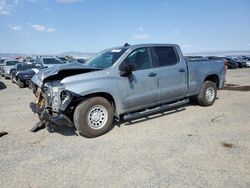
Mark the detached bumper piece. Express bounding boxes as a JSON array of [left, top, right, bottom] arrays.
[[41, 109, 74, 128], [0, 131, 8, 137], [30, 102, 74, 133], [30, 102, 43, 115], [30, 121, 46, 132]]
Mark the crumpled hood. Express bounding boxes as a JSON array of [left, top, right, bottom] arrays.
[[31, 63, 101, 88]]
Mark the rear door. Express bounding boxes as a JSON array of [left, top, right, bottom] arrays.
[[150, 46, 188, 103]]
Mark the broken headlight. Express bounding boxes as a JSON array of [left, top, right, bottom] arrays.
[[46, 85, 65, 111]]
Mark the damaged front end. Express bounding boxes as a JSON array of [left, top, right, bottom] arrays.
[[29, 63, 99, 132], [30, 81, 82, 132]]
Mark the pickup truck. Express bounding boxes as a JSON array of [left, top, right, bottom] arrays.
[[30, 44, 226, 138]]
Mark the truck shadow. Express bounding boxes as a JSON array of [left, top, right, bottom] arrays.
[[52, 125, 78, 136], [0, 81, 7, 90], [223, 84, 250, 92]]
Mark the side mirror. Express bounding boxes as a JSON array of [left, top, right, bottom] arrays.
[[120, 63, 136, 77]]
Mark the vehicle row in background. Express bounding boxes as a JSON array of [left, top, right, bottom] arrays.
[[185, 55, 250, 69], [0, 55, 90, 88]]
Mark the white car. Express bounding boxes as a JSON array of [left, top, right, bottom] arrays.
[[245, 58, 250, 67], [33, 56, 65, 68], [3, 60, 20, 78]]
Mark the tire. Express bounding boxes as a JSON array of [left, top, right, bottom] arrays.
[[196, 81, 217, 106], [17, 78, 25, 88], [74, 97, 114, 138], [11, 75, 14, 83]]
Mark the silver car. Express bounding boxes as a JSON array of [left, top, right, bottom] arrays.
[[2, 60, 20, 78]]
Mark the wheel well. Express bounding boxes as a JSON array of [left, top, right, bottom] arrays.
[[204, 74, 219, 88], [83, 92, 116, 113]]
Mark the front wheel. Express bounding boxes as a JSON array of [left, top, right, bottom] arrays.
[[11, 75, 15, 83], [74, 97, 114, 138], [17, 78, 25, 88], [196, 81, 217, 106]]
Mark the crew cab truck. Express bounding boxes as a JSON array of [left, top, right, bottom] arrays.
[[30, 44, 226, 138]]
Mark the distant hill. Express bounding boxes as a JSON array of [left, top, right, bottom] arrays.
[[59, 51, 94, 57], [0, 51, 94, 58], [185, 50, 250, 56], [1, 50, 250, 59]]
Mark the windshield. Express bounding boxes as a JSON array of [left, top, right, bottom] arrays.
[[43, 58, 65, 65], [6, 61, 19, 66], [85, 48, 127, 69]]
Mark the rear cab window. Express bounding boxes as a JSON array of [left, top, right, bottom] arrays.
[[150, 46, 179, 67]]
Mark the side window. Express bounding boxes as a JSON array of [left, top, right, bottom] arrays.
[[152, 47, 179, 67], [125, 48, 152, 71]]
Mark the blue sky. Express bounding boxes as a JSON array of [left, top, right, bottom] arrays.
[[0, 0, 250, 54]]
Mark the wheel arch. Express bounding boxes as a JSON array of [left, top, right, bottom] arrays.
[[204, 74, 219, 88], [77, 92, 119, 117]]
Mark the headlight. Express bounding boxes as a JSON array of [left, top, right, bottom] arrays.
[[52, 95, 61, 111], [50, 86, 65, 111]]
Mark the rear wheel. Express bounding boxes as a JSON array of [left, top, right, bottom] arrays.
[[74, 97, 114, 138], [196, 81, 217, 106]]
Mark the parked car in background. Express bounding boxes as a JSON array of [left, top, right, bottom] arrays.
[[10, 63, 45, 88], [23, 57, 34, 63], [0, 59, 5, 77], [75, 57, 87, 64], [185, 56, 206, 61], [70, 57, 88, 64], [0, 58, 10, 77], [30, 43, 226, 138], [224, 57, 239, 69], [34, 56, 65, 68], [57, 56, 69, 63], [243, 57, 250, 67], [64, 56, 88, 64], [2, 60, 20, 78], [230, 57, 247, 68]]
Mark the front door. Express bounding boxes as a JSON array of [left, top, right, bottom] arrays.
[[117, 47, 158, 113]]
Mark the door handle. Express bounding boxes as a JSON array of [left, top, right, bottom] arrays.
[[148, 72, 157, 77], [179, 68, 185, 72]]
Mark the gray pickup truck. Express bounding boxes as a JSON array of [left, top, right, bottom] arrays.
[[30, 44, 226, 137]]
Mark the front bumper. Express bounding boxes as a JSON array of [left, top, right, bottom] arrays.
[[30, 89, 81, 128]]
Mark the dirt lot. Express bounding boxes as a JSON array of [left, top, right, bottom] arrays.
[[0, 69, 250, 188]]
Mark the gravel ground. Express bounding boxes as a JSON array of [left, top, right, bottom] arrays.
[[0, 69, 250, 188]]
